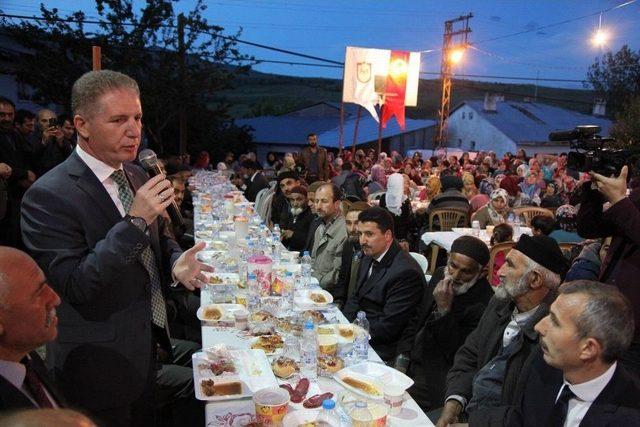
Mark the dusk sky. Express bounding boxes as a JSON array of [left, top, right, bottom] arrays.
[[4, 0, 640, 89]]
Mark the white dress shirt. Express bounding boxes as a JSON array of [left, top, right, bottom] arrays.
[[367, 246, 391, 278], [557, 362, 617, 427], [0, 358, 58, 408], [75, 145, 126, 216], [502, 305, 539, 347]]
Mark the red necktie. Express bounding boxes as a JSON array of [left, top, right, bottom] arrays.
[[23, 359, 54, 408]]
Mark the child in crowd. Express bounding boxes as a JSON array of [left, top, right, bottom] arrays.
[[531, 214, 555, 236], [490, 223, 514, 286]]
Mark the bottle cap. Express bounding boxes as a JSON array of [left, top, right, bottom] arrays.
[[357, 311, 366, 319], [322, 399, 335, 409], [304, 320, 314, 330], [355, 401, 367, 408]]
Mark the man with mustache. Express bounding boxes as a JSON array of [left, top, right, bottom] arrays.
[[342, 207, 425, 363], [506, 281, 640, 426], [280, 185, 313, 252], [332, 201, 370, 308], [395, 235, 493, 412], [437, 234, 567, 426], [0, 247, 66, 411]]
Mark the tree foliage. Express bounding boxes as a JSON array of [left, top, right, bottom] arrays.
[[587, 45, 640, 117], [0, 0, 256, 157], [611, 95, 640, 147]]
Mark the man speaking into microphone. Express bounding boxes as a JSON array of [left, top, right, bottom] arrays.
[[20, 70, 210, 426]]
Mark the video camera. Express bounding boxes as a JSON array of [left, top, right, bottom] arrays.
[[548, 125, 627, 176]]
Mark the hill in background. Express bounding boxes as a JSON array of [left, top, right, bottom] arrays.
[[215, 70, 598, 120]]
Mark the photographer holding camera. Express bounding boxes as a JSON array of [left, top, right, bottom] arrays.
[[33, 110, 73, 175], [577, 164, 640, 379]]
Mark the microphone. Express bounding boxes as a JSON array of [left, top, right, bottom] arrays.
[[138, 149, 185, 229]]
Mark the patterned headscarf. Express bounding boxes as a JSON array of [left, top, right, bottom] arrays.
[[479, 177, 496, 196], [421, 175, 441, 201], [555, 204, 577, 232]]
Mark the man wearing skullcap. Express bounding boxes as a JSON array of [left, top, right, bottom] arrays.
[[279, 185, 313, 252], [396, 236, 494, 412], [270, 170, 301, 227], [332, 201, 370, 308], [438, 234, 568, 426]]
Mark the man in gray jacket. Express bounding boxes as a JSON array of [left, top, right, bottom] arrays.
[[311, 183, 347, 293]]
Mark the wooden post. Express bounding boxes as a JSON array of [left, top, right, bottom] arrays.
[[92, 46, 101, 71], [377, 104, 384, 157], [178, 13, 187, 155], [338, 102, 344, 154], [351, 106, 362, 156]]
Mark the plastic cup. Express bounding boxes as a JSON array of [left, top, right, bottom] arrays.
[[233, 310, 248, 331], [253, 387, 289, 426], [384, 384, 405, 416], [318, 334, 338, 356], [234, 216, 249, 241]]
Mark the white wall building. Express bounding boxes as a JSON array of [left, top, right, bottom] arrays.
[[446, 95, 613, 156]]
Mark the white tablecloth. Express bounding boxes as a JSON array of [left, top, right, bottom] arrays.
[[422, 227, 533, 252]]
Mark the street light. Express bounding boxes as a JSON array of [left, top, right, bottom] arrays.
[[592, 28, 608, 47], [449, 47, 465, 64]]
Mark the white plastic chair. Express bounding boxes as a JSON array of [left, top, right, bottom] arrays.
[[409, 252, 429, 274]]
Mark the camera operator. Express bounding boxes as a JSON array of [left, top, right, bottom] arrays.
[[33, 112, 73, 175], [577, 164, 640, 379]]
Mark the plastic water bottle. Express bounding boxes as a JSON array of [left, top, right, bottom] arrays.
[[283, 271, 295, 306], [316, 399, 340, 426], [472, 220, 481, 237], [300, 320, 318, 380], [353, 311, 370, 362], [272, 226, 282, 264], [349, 401, 373, 426], [301, 250, 312, 288], [272, 224, 281, 241], [513, 215, 521, 237]]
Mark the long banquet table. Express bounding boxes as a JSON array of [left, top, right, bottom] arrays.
[[191, 172, 434, 426]]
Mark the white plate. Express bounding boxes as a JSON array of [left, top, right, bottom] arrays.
[[192, 350, 278, 401], [195, 375, 250, 401], [197, 304, 245, 324], [203, 272, 241, 286], [335, 362, 413, 399], [334, 369, 385, 401], [294, 289, 334, 310], [249, 334, 284, 355], [282, 409, 321, 426], [317, 324, 368, 344]]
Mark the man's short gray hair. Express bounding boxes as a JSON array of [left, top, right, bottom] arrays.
[[71, 70, 140, 117], [523, 255, 561, 290], [560, 280, 634, 363]]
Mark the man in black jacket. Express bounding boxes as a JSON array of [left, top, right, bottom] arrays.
[[239, 160, 268, 202], [395, 235, 493, 412], [437, 235, 567, 427], [343, 207, 425, 362], [0, 247, 67, 411], [333, 201, 370, 308], [507, 281, 640, 426], [280, 185, 313, 252]]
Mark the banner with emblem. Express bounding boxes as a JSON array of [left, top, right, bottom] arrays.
[[342, 46, 421, 128]]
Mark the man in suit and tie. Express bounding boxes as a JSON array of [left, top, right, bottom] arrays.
[[332, 201, 370, 308], [0, 247, 66, 411], [507, 281, 640, 426], [239, 159, 268, 203], [395, 236, 494, 412], [342, 206, 425, 362], [20, 70, 211, 426]]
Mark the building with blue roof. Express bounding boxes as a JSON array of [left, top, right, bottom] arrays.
[[446, 95, 613, 156], [237, 101, 436, 163]]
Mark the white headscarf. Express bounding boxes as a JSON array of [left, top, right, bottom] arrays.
[[385, 173, 406, 216]]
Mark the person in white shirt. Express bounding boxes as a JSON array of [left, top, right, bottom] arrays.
[[0, 247, 65, 411], [507, 280, 640, 427]]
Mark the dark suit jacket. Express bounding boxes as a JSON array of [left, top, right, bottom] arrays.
[[447, 295, 553, 425], [244, 171, 268, 202], [0, 352, 67, 411], [504, 349, 640, 427], [21, 151, 182, 412], [304, 216, 322, 253], [342, 241, 426, 361], [332, 239, 359, 308], [577, 185, 640, 376], [397, 267, 493, 410], [280, 206, 313, 252]]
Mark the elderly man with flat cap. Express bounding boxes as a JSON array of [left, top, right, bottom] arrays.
[[279, 185, 313, 252], [395, 236, 494, 412], [436, 234, 568, 427]]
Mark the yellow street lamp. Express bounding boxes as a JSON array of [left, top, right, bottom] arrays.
[[592, 28, 608, 47], [449, 48, 465, 64]]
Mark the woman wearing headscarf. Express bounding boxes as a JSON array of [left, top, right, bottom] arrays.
[[540, 182, 563, 208], [367, 164, 387, 195], [549, 204, 584, 243], [500, 175, 531, 207], [419, 175, 441, 202], [519, 171, 542, 205], [471, 188, 512, 228], [379, 173, 417, 250], [461, 172, 478, 200]]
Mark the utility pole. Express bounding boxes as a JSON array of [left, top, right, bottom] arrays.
[[434, 13, 472, 153], [178, 13, 187, 155]]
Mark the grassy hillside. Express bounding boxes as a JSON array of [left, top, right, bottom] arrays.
[[215, 70, 598, 120]]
